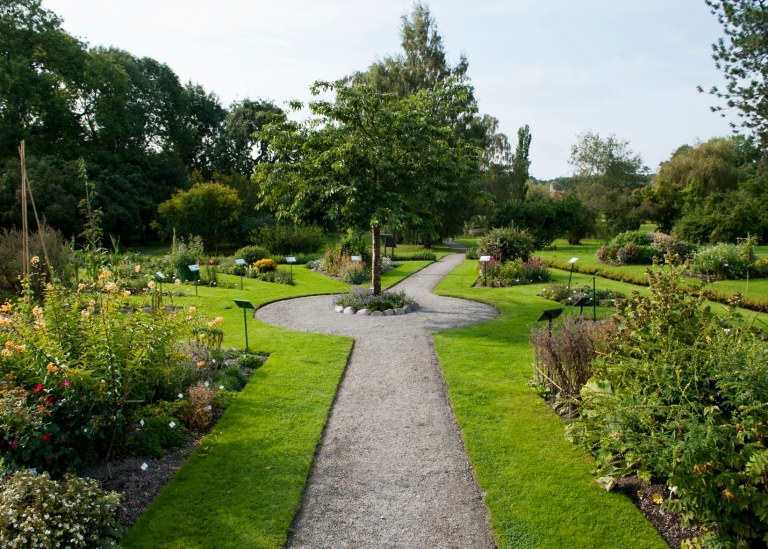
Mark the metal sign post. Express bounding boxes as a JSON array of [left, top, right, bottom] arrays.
[[235, 258, 246, 289], [155, 271, 166, 295], [233, 299, 255, 353], [380, 233, 396, 258], [536, 307, 564, 335], [572, 295, 592, 318], [567, 257, 579, 289], [286, 256, 296, 284], [188, 264, 200, 297], [593, 271, 599, 321], [479, 255, 491, 286]]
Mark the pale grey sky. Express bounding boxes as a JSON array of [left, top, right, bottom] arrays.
[[47, 0, 735, 179]]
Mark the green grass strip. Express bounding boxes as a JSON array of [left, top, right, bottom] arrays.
[[123, 263, 426, 547], [432, 260, 669, 548]]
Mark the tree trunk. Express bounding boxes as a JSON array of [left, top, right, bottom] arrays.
[[372, 224, 381, 295]]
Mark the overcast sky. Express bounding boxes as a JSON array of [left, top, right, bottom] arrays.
[[47, 0, 735, 180]]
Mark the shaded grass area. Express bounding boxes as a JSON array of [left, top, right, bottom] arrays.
[[122, 261, 431, 548], [432, 260, 671, 548]]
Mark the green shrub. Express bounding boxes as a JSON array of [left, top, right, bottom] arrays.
[[0, 471, 122, 548], [214, 365, 248, 391], [611, 230, 651, 247], [539, 283, 572, 302], [478, 226, 535, 262], [234, 245, 269, 265], [167, 235, 204, 282], [567, 261, 768, 548], [339, 257, 370, 285], [237, 354, 263, 370], [465, 247, 479, 260], [689, 243, 750, 279], [126, 415, 186, 459], [251, 224, 323, 255], [481, 257, 551, 287], [339, 231, 371, 264], [394, 250, 436, 261]]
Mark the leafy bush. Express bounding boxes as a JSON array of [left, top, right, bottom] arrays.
[[481, 257, 551, 287], [234, 245, 269, 265], [237, 354, 263, 370], [254, 258, 277, 272], [689, 242, 753, 279], [651, 233, 697, 261], [0, 470, 121, 548], [465, 247, 479, 260], [611, 230, 651, 247], [166, 235, 205, 282], [251, 224, 323, 255], [567, 261, 768, 548], [539, 284, 625, 306], [213, 365, 249, 392], [539, 283, 572, 303], [339, 257, 370, 284], [478, 226, 535, 262], [339, 231, 371, 264], [255, 268, 292, 285], [126, 414, 186, 459], [334, 288, 413, 311]]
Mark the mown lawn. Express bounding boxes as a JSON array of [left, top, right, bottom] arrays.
[[123, 262, 428, 548], [433, 260, 670, 548]]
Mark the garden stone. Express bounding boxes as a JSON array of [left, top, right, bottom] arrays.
[[403, 304, 412, 313], [356, 309, 371, 316], [370, 310, 384, 317], [335, 305, 344, 313], [410, 301, 419, 310], [394, 307, 406, 315], [343, 306, 356, 315], [383, 308, 395, 316]]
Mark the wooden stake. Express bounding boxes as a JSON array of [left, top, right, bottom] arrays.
[[18, 141, 29, 280]]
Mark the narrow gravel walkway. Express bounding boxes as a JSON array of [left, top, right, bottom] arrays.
[[256, 254, 498, 548]]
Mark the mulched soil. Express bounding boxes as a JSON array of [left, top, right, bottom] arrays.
[[85, 407, 225, 527], [617, 476, 703, 548]]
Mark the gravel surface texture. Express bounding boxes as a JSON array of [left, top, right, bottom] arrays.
[[257, 253, 498, 549]]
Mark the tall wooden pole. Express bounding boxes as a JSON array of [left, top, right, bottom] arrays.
[[18, 141, 29, 280]]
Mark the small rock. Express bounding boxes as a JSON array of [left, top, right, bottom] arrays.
[[403, 304, 412, 313], [394, 307, 406, 315], [383, 309, 395, 316], [410, 302, 419, 310], [334, 305, 344, 313], [356, 308, 371, 316], [343, 306, 356, 315], [371, 310, 384, 316]]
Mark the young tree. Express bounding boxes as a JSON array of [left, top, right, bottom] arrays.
[[509, 125, 532, 202], [254, 79, 483, 294], [156, 182, 241, 252], [704, 0, 768, 154]]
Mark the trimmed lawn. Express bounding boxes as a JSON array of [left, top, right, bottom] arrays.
[[433, 260, 669, 548], [123, 262, 428, 548]]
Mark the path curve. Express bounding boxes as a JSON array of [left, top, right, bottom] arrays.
[[257, 254, 498, 548]]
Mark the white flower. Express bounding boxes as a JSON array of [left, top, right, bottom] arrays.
[[178, 393, 183, 399]]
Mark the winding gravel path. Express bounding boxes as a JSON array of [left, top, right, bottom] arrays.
[[256, 253, 498, 548]]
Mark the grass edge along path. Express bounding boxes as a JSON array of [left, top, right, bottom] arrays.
[[432, 260, 668, 549], [122, 262, 430, 548]]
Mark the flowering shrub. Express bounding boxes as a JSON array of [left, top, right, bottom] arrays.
[[689, 242, 754, 279], [334, 287, 413, 311], [615, 243, 638, 264], [339, 257, 370, 284], [0, 283, 211, 475], [166, 235, 204, 282], [0, 471, 121, 548], [478, 257, 551, 287], [253, 259, 277, 272], [478, 226, 535, 262], [566, 261, 768, 548]]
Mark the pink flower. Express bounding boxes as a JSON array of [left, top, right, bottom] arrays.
[[33, 383, 44, 393], [59, 380, 73, 388], [9, 441, 19, 448]]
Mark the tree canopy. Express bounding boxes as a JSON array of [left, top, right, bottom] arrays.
[[254, 79, 483, 293]]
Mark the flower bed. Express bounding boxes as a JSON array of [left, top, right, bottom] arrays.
[[333, 287, 415, 315]]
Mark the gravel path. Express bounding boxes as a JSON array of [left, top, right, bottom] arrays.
[[256, 253, 498, 549]]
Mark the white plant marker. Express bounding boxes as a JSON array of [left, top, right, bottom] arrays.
[[169, 421, 176, 429], [141, 463, 148, 471], [140, 419, 144, 427]]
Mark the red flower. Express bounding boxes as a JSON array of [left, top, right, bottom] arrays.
[[40, 432, 52, 443], [33, 384, 44, 393], [45, 395, 58, 406], [9, 440, 19, 448], [59, 380, 72, 388]]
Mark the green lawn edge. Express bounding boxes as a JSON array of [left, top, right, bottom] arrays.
[[432, 260, 669, 549], [122, 263, 428, 548]]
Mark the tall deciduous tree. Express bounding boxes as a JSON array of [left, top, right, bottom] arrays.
[[509, 125, 532, 202], [704, 0, 768, 154], [254, 79, 483, 294]]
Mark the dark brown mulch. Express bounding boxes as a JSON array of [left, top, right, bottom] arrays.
[[617, 476, 703, 548], [85, 406, 225, 527]]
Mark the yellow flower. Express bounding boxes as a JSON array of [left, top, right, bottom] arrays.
[[206, 316, 224, 327], [30, 256, 39, 265], [32, 306, 43, 318], [81, 310, 90, 318], [147, 280, 156, 289], [123, 290, 131, 297], [34, 321, 45, 330], [0, 317, 9, 326], [174, 278, 181, 285], [196, 361, 205, 368], [134, 265, 141, 273], [77, 283, 85, 291], [1, 349, 11, 357], [104, 282, 118, 293], [198, 333, 206, 340], [46, 363, 58, 373], [4, 341, 13, 349], [101, 269, 112, 278], [0, 302, 11, 312], [188, 307, 197, 313], [14, 344, 25, 352]]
